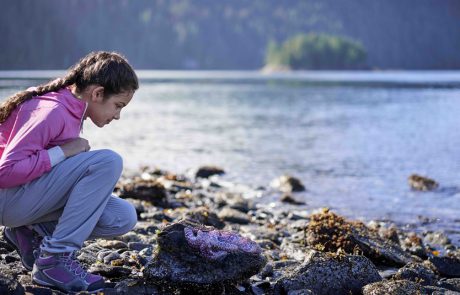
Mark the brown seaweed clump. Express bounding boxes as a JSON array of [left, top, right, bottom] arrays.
[[306, 208, 366, 253]]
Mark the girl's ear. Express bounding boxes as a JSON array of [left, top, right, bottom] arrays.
[[91, 86, 105, 102]]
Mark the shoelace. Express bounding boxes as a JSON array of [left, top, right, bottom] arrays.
[[60, 251, 88, 279]]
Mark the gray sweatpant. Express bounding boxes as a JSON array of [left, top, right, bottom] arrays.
[[0, 149, 137, 253]]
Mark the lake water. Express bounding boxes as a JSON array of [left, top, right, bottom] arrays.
[[2, 70, 460, 244]]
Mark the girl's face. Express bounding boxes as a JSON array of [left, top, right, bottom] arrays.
[[86, 89, 134, 127]]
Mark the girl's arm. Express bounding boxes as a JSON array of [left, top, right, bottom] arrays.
[[0, 106, 65, 188]]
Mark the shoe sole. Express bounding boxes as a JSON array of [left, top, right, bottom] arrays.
[[2, 228, 33, 271], [33, 276, 104, 294]]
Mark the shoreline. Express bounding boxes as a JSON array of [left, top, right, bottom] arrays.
[[1, 166, 460, 294]]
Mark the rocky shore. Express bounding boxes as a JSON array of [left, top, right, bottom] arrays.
[[1, 166, 460, 295]]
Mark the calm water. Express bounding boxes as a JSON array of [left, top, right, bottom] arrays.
[[2, 71, 460, 243]]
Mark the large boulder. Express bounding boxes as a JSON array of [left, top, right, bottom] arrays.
[[274, 250, 381, 295], [143, 220, 266, 292], [305, 209, 415, 266]]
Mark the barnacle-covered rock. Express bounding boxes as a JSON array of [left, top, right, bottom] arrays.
[[305, 209, 415, 266], [274, 250, 381, 295], [143, 220, 266, 291], [362, 280, 425, 295]]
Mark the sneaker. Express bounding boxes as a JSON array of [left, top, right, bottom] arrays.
[[3, 226, 42, 271], [32, 251, 105, 293]]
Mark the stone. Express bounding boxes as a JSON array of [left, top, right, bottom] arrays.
[[429, 256, 460, 277], [143, 220, 266, 291], [218, 207, 250, 224], [280, 194, 306, 205], [183, 207, 226, 229], [271, 175, 306, 192], [408, 174, 439, 191], [0, 273, 24, 295], [195, 166, 225, 178], [119, 179, 169, 206], [274, 250, 381, 295], [393, 262, 438, 285], [362, 280, 425, 295]]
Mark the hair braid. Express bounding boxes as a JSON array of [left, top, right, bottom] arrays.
[[0, 51, 138, 123]]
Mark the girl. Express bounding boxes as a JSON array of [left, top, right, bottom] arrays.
[[0, 51, 139, 293]]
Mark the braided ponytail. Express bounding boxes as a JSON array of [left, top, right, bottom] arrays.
[[0, 51, 138, 123]]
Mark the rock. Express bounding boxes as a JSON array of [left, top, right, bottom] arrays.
[[195, 166, 225, 178], [429, 256, 460, 277], [128, 242, 151, 252], [362, 280, 425, 295], [408, 174, 439, 191], [438, 278, 460, 291], [0, 273, 24, 295], [114, 279, 162, 295], [89, 263, 133, 279], [97, 239, 129, 249], [393, 262, 438, 285], [183, 207, 226, 229], [274, 250, 381, 295], [119, 179, 169, 206], [143, 220, 266, 291], [280, 194, 306, 205], [218, 207, 250, 224], [271, 175, 306, 192], [424, 285, 460, 294], [305, 209, 414, 266]]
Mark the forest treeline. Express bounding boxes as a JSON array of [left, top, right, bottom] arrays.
[[1, 0, 460, 70]]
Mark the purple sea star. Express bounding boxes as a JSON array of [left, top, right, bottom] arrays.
[[184, 226, 262, 260]]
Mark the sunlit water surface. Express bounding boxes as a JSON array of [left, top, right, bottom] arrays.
[[2, 71, 460, 244]]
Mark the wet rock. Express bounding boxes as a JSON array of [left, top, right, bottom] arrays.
[[305, 209, 414, 266], [128, 242, 151, 252], [424, 285, 460, 294], [280, 194, 306, 205], [438, 278, 460, 291], [183, 207, 226, 229], [393, 262, 438, 285], [97, 239, 128, 249], [114, 279, 162, 295], [218, 207, 250, 224], [274, 250, 381, 295], [119, 179, 169, 206], [271, 175, 306, 192], [429, 256, 460, 277], [195, 166, 225, 178], [144, 220, 266, 291], [362, 280, 425, 295], [89, 263, 133, 279], [0, 273, 24, 295], [408, 174, 439, 191]]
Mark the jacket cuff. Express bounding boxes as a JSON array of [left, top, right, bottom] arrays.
[[47, 146, 66, 167]]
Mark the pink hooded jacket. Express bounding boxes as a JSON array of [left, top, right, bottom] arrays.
[[0, 88, 87, 188]]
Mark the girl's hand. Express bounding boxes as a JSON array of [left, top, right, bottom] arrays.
[[60, 137, 91, 157]]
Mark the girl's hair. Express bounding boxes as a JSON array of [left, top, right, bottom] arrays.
[[0, 51, 139, 123]]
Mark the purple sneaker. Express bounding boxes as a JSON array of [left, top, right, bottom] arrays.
[[3, 226, 41, 271], [32, 251, 105, 293]]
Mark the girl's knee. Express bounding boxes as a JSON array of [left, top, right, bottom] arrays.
[[123, 202, 138, 233], [94, 149, 123, 178]]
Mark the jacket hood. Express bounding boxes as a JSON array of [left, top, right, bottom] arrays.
[[27, 87, 87, 120]]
